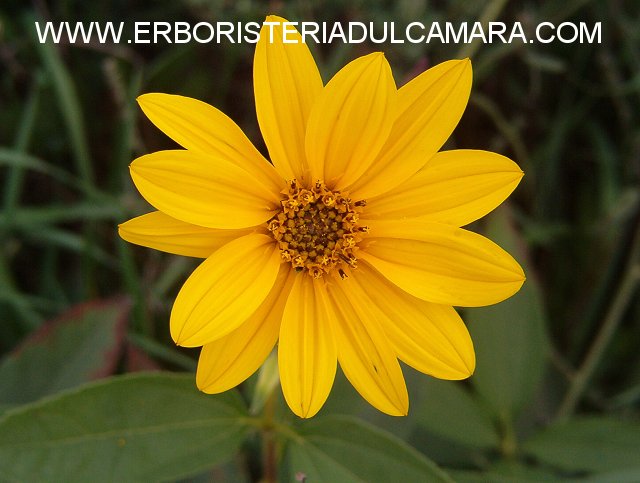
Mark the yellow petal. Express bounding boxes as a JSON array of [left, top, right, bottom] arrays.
[[254, 16, 323, 182], [279, 275, 337, 418], [170, 234, 281, 347], [359, 219, 525, 307], [118, 211, 252, 258], [130, 150, 280, 229], [351, 263, 475, 379], [196, 265, 293, 393], [137, 93, 283, 194], [325, 273, 409, 416], [305, 52, 397, 190], [348, 59, 472, 200], [366, 150, 523, 226]]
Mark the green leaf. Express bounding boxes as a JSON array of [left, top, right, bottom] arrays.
[[451, 458, 568, 481], [467, 206, 549, 420], [0, 203, 123, 229], [451, 466, 559, 483], [415, 379, 499, 449], [583, 468, 640, 483], [0, 298, 130, 405], [30, 13, 94, 186], [523, 417, 640, 472], [280, 415, 452, 483], [451, 471, 549, 482], [0, 148, 99, 197], [0, 373, 249, 482]]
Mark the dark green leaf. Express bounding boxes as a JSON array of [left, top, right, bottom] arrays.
[[450, 457, 574, 481], [0, 298, 130, 405], [408, 426, 486, 469], [467, 206, 549, 419], [523, 417, 640, 472], [583, 468, 640, 483], [415, 379, 499, 449], [451, 467, 559, 483], [0, 373, 249, 482], [280, 415, 452, 483]]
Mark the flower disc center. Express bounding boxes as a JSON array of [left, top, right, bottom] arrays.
[[267, 180, 367, 279]]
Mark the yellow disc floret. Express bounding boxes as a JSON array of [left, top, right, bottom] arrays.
[[267, 180, 368, 279]]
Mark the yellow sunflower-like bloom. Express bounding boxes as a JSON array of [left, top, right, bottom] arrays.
[[119, 16, 525, 418]]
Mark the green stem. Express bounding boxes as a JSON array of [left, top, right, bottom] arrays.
[[470, 93, 529, 168], [556, 222, 640, 420], [499, 414, 518, 458], [127, 332, 196, 371], [456, 0, 510, 59], [4, 73, 41, 209], [262, 390, 277, 483], [250, 351, 280, 415], [117, 239, 150, 334], [250, 352, 282, 483]]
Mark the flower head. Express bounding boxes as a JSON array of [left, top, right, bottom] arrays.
[[119, 16, 525, 418]]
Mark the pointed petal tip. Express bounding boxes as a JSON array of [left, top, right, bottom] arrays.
[[446, 57, 471, 68], [171, 329, 185, 347], [431, 342, 477, 381], [356, 51, 387, 66], [116, 223, 130, 238], [285, 395, 323, 419], [462, 358, 476, 379], [196, 381, 223, 395], [195, 376, 218, 394], [385, 401, 409, 417], [297, 406, 320, 419], [265, 14, 285, 22], [436, 366, 475, 382], [172, 331, 205, 349], [195, 376, 207, 392], [170, 313, 198, 348], [136, 92, 157, 107], [396, 400, 409, 416], [128, 159, 140, 174], [369, 51, 388, 65], [444, 348, 476, 380], [447, 57, 472, 79], [116, 226, 129, 243], [168, 324, 198, 348], [514, 263, 527, 282], [136, 92, 179, 110]]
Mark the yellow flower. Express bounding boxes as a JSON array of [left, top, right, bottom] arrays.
[[119, 16, 525, 418]]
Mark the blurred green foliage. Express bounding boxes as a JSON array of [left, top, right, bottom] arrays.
[[1, 0, 639, 481]]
